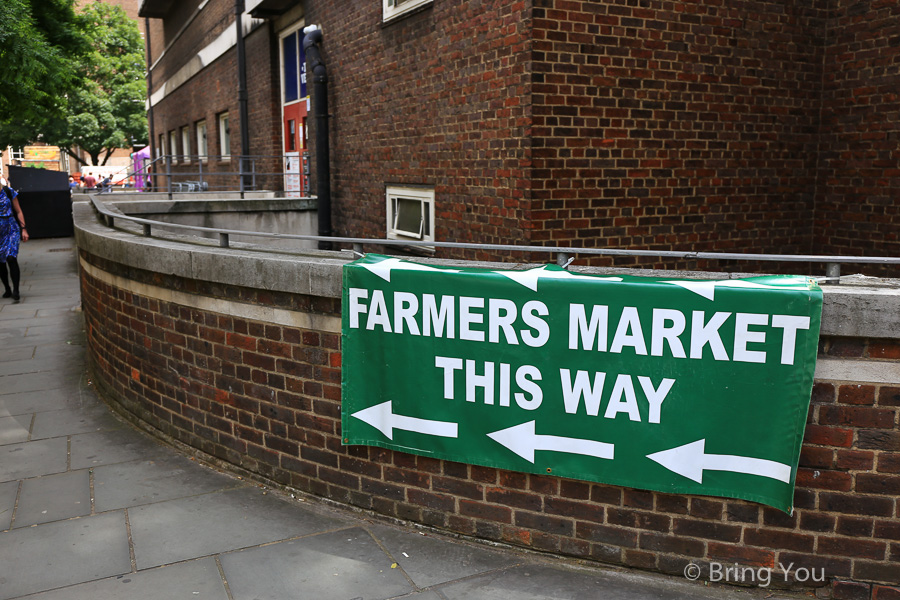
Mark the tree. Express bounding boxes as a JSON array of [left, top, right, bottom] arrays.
[[60, 2, 148, 166], [0, 0, 147, 167], [0, 0, 82, 149]]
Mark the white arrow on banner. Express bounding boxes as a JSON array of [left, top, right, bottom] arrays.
[[351, 401, 459, 440], [496, 266, 622, 292], [662, 278, 809, 301], [487, 421, 615, 463], [646, 439, 792, 484], [361, 258, 459, 283]]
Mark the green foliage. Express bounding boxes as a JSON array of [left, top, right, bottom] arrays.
[[62, 2, 149, 165], [0, 0, 148, 166], [0, 0, 81, 148]]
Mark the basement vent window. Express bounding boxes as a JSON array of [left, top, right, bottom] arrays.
[[383, 0, 432, 22], [386, 186, 434, 243]]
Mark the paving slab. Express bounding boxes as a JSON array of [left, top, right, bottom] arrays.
[[0, 326, 28, 342], [12, 557, 229, 600], [0, 292, 80, 308], [20, 324, 85, 345], [32, 342, 87, 361], [0, 388, 99, 418], [0, 511, 132, 600], [128, 485, 351, 569], [0, 323, 80, 344], [34, 307, 86, 318], [0, 480, 18, 530], [0, 355, 43, 375], [368, 523, 523, 589], [219, 527, 413, 600], [30, 403, 123, 440], [0, 414, 32, 446], [92, 453, 241, 512], [0, 368, 87, 395], [14, 470, 92, 528], [69, 427, 169, 470], [0, 345, 37, 363], [0, 353, 84, 377], [435, 561, 783, 600], [0, 437, 68, 483]]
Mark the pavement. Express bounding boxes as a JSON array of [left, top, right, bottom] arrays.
[[0, 237, 810, 600]]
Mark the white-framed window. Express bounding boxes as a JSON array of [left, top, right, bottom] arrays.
[[8, 147, 24, 161], [196, 120, 208, 162], [168, 130, 178, 164], [218, 112, 230, 161], [383, 0, 432, 22], [386, 186, 434, 242], [181, 126, 191, 164], [157, 133, 166, 160]]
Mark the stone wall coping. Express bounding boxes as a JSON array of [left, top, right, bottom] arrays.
[[107, 197, 317, 215], [73, 200, 900, 339]]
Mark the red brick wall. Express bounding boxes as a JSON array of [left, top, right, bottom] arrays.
[[529, 0, 828, 267], [304, 0, 534, 252], [306, 0, 884, 271], [79, 248, 900, 596], [150, 0, 232, 84], [144, 1, 899, 273], [149, 18, 282, 188], [814, 1, 900, 261]]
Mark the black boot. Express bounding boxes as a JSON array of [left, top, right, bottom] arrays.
[[8, 257, 20, 302]]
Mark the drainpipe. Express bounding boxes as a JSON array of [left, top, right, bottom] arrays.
[[235, 0, 251, 192], [303, 25, 332, 250], [144, 17, 156, 179]]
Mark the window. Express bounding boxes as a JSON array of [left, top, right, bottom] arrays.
[[386, 186, 434, 242], [196, 120, 208, 162], [169, 130, 178, 164], [287, 120, 296, 151], [281, 29, 307, 104], [157, 133, 165, 160], [218, 112, 230, 161], [8, 147, 24, 161], [383, 0, 432, 22], [181, 126, 191, 164]]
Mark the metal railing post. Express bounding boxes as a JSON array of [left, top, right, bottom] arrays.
[[239, 155, 246, 198], [166, 154, 173, 199]]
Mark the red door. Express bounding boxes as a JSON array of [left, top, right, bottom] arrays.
[[283, 101, 308, 195]]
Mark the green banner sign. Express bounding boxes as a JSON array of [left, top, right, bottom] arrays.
[[341, 255, 822, 512]]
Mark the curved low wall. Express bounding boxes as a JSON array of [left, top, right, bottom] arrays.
[[73, 200, 900, 598]]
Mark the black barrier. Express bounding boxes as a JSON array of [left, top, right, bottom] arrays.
[[6, 165, 73, 238]]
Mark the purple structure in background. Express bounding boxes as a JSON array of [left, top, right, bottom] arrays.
[[131, 146, 151, 191]]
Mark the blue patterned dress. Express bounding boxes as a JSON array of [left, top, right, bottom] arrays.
[[0, 187, 21, 263]]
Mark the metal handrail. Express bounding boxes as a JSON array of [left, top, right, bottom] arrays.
[[86, 194, 900, 282], [95, 153, 310, 197]]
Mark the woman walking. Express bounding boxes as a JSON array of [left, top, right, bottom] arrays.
[[0, 177, 29, 302]]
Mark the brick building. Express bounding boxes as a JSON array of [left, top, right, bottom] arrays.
[[140, 0, 900, 269]]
